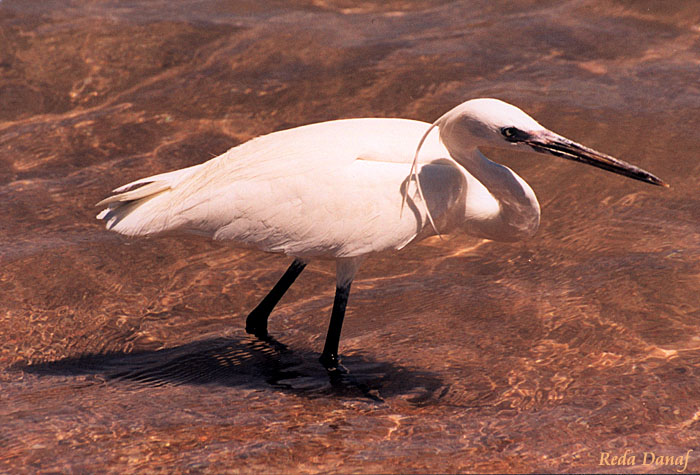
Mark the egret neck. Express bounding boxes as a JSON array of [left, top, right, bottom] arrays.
[[438, 115, 540, 241]]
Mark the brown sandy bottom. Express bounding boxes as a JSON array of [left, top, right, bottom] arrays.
[[2, 0, 700, 473]]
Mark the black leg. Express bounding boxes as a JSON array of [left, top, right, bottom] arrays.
[[245, 259, 306, 339], [319, 282, 352, 370]]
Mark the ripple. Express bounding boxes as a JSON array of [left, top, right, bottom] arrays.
[[2, 0, 699, 473]]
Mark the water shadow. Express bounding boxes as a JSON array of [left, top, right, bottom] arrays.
[[16, 333, 446, 404]]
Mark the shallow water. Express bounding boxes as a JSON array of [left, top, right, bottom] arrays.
[[2, 0, 700, 473]]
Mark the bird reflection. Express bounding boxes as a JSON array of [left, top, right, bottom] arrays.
[[20, 332, 444, 403]]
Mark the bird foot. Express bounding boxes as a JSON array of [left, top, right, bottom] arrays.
[[319, 352, 347, 373], [245, 325, 268, 339], [319, 355, 382, 401], [246, 328, 289, 354]]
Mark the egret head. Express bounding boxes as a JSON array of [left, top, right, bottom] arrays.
[[436, 98, 667, 187]]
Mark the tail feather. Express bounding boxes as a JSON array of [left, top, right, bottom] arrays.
[[96, 164, 202, 235], [96, 180, 171, 207]]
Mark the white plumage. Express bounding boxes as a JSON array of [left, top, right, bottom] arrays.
[[97, 98, 665, 368], [99, 118, 501, 256]]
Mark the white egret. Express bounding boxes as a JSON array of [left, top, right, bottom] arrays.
[[97, 98, 666, 369]]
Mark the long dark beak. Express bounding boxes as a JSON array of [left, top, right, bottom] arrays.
[[524, 131, 668, 187]]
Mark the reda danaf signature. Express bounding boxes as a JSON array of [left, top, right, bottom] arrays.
[[599, 449, 693, 472]]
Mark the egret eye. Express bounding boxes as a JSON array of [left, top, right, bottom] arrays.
[[502, 127, 518, 139]]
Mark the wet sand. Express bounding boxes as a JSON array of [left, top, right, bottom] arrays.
[[2, 0, 700, 473]]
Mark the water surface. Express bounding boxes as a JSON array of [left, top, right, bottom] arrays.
[[2, 0, 700, 473]]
